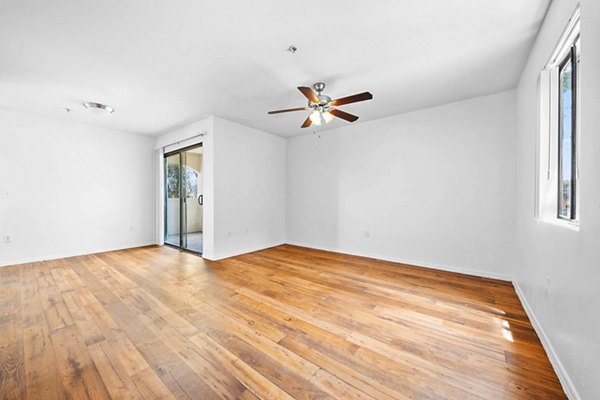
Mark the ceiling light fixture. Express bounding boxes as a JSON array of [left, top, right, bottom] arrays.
[[288, 45, 298, 54], [83, 102, 115, 114], [309, 110, 322, 125], [309, 109, 333, 126]]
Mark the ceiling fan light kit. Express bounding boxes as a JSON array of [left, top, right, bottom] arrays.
[[309, 109, 333, 126], [268, 82, 372, 128]]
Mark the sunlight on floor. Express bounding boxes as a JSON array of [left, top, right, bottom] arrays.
[[501, 320, 513, 342]]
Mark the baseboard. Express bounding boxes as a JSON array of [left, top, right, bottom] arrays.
[[0, 240, 284, 266], [285, 241, 513, 281], [205, 241, 286, 261], [513, 281, 580, 400], [0, 242, 158, 268]]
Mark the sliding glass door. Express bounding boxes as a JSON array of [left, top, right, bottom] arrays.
[[164, 144, 203, 254], [165, 152, 181, 247]]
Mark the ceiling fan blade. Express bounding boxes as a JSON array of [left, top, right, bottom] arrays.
[[298, 86, 319, 103], [301, 115, 312, 128], [268, 107, 308, 115], [330, 108, 359, 123], [330, 91, 373, 106]]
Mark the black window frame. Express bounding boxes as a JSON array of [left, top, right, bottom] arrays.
[[557, 36, 579, 221]]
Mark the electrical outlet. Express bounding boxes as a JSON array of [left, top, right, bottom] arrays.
[[3, 235, 12, 243], [364, 230, 370, 238], [227, 232, 232, 238]]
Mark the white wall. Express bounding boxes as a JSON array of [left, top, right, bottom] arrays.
[[211, 117, 286, 259], [514, 1, 600, 398], [286, 91, 516, 279], [0, 108, 156, 267], [155, 116, 286, 260]]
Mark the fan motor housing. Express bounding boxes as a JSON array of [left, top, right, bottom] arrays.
[[316, 94, 331, 106], [308, 82, 332, 108]]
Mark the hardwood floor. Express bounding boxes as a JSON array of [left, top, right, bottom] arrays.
[[0, 244, 566, 399]]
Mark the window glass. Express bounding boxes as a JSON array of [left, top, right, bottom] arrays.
[[558, 57, 573, 219]]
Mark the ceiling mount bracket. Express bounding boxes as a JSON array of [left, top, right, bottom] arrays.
[[313, 82, 326, 94]]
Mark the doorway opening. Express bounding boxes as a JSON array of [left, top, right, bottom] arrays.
[[164, 144, 203, 254]]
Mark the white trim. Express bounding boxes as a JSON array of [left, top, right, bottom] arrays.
[[285, 241, 512, 281], [206, 241, 286, 261], [513, 281, 580, 400], [156, 147, 165, 245], [163, 133, 205, 154], [546, 5, 580, 69], [0, 242, 157, 268]]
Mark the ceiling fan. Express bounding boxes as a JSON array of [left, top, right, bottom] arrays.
[[268, 82, 373, 128]]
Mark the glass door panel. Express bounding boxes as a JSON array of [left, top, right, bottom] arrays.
[[164, 153, 181, 247], [182, 147, 203, 253], [181, 150, 189, 250]]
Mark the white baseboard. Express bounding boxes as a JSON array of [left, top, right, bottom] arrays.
[[0, 242, 157, 268], [205, 241, 286, 261], [285, 241, 513, 281], [512, 281, 580, 400]]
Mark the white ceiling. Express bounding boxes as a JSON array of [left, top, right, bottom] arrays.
[[0, 0, 550, 138]]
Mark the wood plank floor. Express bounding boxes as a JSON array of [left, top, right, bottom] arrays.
[[0, 244, 566, 399]]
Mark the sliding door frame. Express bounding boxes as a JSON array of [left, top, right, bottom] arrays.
[[163, 142, 203, 254]]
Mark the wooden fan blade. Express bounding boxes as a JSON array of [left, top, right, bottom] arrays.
[[301, 115, 312, 128], [268, 107, 308, 115], [330, 108, 359, 123], [298, 86, 319, 103], [330, 91, 373, 106]]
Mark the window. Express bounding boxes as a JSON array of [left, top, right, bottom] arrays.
[[557, 36, 579, 220], [537, 7, 580, 225]]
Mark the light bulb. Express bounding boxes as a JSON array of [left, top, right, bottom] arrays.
[[309, 110, 322, 126], [322, 111, 333, 124]]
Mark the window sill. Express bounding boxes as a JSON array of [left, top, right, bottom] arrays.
[[551, 218, 580, 231]]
